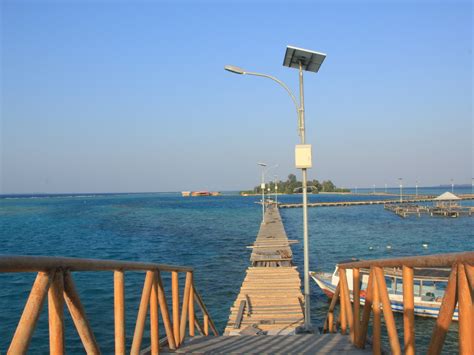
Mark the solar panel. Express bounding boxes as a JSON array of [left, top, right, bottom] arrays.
[[283, 45, 326, 73]]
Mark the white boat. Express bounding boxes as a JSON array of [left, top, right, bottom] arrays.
[[310, 264, 458, 321]]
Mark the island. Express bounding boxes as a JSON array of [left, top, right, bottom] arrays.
[[240, 174, 350, 195]]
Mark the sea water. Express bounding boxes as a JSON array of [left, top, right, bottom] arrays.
[[0, 188, 472, 353]]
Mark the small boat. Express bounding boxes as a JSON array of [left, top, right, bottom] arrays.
[[310, 263, 458, 320], [183, 191, 221, 197], [191, 191, 211, 197]]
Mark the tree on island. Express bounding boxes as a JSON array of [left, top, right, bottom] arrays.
[[240, 174, 350, 195]]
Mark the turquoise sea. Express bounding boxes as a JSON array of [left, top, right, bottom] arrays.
[[1, 187, 472, 353]]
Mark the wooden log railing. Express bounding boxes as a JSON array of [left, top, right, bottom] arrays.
[[0, 255, 218, 354], [322, 251, 474, 355]]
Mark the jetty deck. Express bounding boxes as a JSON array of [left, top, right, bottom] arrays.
[[225, 205, 304, 335], [168, 334, 369, 354], [164, 204, 369, 354], [279, 194, 474, 209]]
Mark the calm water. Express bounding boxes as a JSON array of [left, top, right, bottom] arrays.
[[1, 187, 472, 353]]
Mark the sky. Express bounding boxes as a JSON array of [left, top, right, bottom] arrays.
[[1, 0, 472, 193]]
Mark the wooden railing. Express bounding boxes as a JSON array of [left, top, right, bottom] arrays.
[[323, 251, 473, 355], [0, 255, 218, 354]]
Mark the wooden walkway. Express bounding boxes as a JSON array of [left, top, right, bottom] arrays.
[[279, 195, 474, 209], [158, 204, 369, 354], [225, 205, 304, 335], [167, 334, 370, 354]]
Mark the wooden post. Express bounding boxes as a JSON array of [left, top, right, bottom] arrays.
[[372, 268, 381, 355], [465, 264, 474, 290], [352, 268, 360, 346], [339, 268, 354, 342], [359, 268, 374, 348], [427, 265, 458, 355], [374, 267, 401, 355], [204, 314, 209, 336], [63, 271, 100, 354], [457, 264, 473, 355], [131, 271, 154, 355], [179, 272, 192, 343], [49, 270, 65, 355], [172, 271, 180, 346], [114, 271, 125, 355], [189, 281, 195, 337], [150, 272, 160, 355], [339, 273, 347, 335], [194, 318, 205, 336], [8, 271, 52, 354], [156, 271, 176, 350], [403, 266, 415, 355], [191, 287, 218, 336], [324, 283, 340, 333]]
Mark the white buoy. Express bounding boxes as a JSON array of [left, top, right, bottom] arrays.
[[369, 246, 374, 251], [422, 243, 429, 248], [386, 245, 392, 249]]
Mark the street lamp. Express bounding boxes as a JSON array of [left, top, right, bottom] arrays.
[[257, 162, 267, 224], [415, 180, 418, 198], [274, 175, 279, 205], [257, 163, 278, 223], [373, 184, 376, 194], [451, 178, 454, 193], [398, 178, 403, 203], [225, 45, 326, 331]]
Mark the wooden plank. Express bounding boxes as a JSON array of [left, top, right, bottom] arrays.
[[233, 300, 246, 329]]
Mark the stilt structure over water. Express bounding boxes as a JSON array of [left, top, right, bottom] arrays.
[[171, 204, 369, 354], [279, 194, 474, 209], [225, 204, 304, 335]]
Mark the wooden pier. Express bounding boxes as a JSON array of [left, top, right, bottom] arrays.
[[279, 194, 474, 209], [167, 204, 369, 354], [385, 203, 474, 218], [225, 205, 304, 335]]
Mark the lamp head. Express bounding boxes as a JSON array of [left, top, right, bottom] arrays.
[[224, 65, 246, 75]]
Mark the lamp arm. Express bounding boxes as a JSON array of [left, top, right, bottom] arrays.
[[245, 71, 301, 135]]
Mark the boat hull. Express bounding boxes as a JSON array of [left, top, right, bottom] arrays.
[[310, 272, 458, 321]]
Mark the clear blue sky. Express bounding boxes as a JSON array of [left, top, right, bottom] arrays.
[[1, 0, 472, 193]]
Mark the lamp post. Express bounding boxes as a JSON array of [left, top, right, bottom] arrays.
[[451, 179, 454, 193], [373, 184, 376, 194], [274, 175, 279, 205], [225, 46, 326, 332], [399, 178, 403, 203], [385, 183, 387, 194], [416, 180, 418, 198], [257, 162, 267, 223]]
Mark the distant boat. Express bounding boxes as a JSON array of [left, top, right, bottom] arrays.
[[310, 264, 457, 320], [184, 191, 221, 197], [191, 191, 210, 196]]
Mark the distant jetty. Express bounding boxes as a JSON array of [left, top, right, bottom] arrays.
[[279, 194, 474, 209]]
